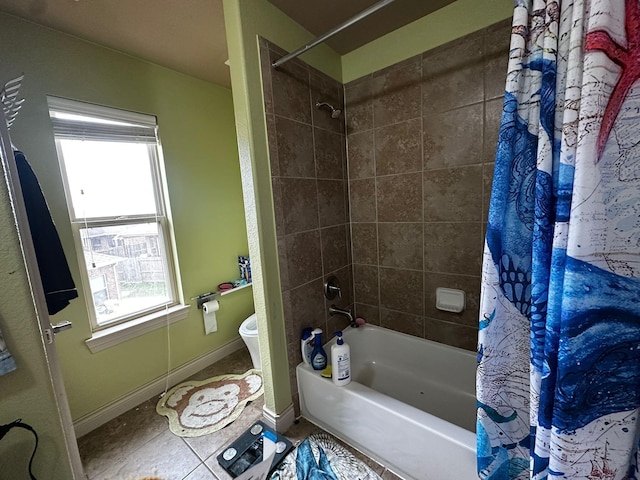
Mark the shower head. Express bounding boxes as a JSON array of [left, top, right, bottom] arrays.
[[316, 101, 342, 119]]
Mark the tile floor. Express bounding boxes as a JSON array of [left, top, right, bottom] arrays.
[[77, 348, 404, 480]]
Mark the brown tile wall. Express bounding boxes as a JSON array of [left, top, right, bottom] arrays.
[[257, 20, 510, 406], [345, 20, 511, 351], [259, 39, 354, 406]]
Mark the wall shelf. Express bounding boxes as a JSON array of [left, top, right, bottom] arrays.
[[219, 282, 252, 296]]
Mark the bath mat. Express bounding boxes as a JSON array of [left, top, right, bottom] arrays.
[[269, 432, 382, 480], [156, 369, 263, 437]]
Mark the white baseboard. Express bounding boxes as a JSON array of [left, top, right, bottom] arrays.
[[73, 337, 245, 438], [262, 403, 295, 433]]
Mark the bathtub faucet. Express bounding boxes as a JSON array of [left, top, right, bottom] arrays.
[[329, 304, 358, 328]]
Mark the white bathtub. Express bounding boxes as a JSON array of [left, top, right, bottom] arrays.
[[297, 324, 477, 480]]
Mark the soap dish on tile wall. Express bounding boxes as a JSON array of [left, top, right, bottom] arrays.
[[436, 287, 465, 313]]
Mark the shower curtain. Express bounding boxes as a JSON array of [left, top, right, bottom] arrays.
[[477, 0, 640, 479]]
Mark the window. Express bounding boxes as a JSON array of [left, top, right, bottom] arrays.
[[48, 97, 182, 335]]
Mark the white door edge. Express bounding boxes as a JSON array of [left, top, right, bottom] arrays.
[[0, 108, 84, 478]]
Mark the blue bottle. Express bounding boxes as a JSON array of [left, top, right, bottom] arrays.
[[310, 331, 327, 370]]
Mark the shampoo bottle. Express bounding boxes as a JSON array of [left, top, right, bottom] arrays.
[[310, 331, 327, 370], [331, 331, 351, 386]]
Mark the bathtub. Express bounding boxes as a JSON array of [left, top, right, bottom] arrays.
[[297, 324, 477, 480]]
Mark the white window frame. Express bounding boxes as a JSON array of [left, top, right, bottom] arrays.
[[47, 97, 188, 352]]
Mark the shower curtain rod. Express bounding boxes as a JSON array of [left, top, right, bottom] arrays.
[[272, 0, 396, 69]]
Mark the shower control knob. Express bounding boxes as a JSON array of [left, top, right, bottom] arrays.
[[324, 275, 342, 300]]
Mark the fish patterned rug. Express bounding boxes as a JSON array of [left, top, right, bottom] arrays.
[[270, 432, 382, 480], [156, 369, 262, 437]]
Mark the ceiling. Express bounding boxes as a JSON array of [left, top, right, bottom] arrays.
[[0, 0, 455, 88]]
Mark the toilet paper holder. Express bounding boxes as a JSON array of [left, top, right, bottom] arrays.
[[194, 292, 218, 309]]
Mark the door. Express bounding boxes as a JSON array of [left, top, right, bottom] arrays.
[[0, 109, 85, 478]]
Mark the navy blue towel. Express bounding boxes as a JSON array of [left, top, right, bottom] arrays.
[[15, 150, 78, 315]]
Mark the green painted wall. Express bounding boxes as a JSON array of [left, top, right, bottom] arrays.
[[0, 12, 253, 423], [222, 0, 342, 416], [342, 0, 513, 83]]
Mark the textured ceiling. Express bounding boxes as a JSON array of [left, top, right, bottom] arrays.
[[0, 0, 454, 87], [0, 0, 230, 86]]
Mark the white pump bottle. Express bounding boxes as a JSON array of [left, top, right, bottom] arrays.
[[331, 331, 351, 386]]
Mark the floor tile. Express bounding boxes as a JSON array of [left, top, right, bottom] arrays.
[[186, 349, 254, 382], [204, 454, 234, 480], [281, 417, 322, 447], [78, 397, 168, 478], [183, 463, 218, 480], [91, 429, 200, 480], [79, 350, 255, 478]]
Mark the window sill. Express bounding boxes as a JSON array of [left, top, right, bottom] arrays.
[[85, 304, 190, 353]]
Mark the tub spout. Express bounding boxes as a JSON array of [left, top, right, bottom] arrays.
[[329, 304, 357, 328]]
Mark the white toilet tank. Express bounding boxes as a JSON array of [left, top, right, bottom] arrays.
[[239, 313, 261, 370]]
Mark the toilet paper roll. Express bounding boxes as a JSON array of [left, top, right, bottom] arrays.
[[202, 300, 219, 334]]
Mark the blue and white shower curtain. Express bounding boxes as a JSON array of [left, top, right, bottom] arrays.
[[477, 0, 640, 479]]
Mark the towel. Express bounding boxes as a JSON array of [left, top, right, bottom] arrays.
[[14, 150, 78, 315]]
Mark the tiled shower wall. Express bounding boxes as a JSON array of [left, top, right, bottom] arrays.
[[258, 19, 511, 403], [259, 39, 354, 404], [345, 20, 510, 351]]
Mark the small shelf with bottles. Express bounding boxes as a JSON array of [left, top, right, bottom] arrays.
[[219, 282, 252, 296]]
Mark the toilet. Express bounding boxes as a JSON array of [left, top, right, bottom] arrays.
[[239, 313, 261, 370]]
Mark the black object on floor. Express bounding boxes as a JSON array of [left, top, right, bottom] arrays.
[[0, 418, 39, 479], [217, 420, 293, 478]]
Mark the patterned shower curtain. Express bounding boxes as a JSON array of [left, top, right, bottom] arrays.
[[477, 0, 640, 479]]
